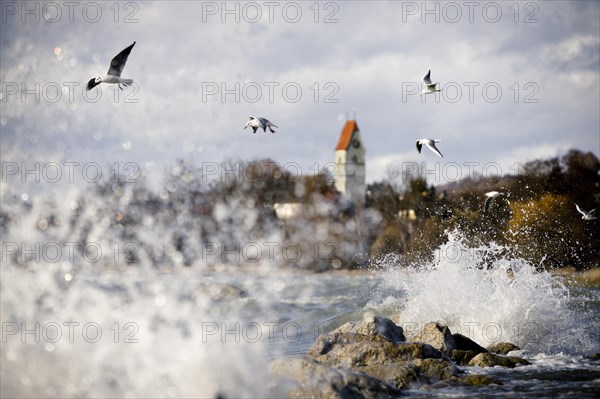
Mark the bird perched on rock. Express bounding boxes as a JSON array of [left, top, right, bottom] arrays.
[[87, 42, 136, 91]]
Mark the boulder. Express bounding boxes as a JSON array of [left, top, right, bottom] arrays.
[[449, 349, 480, 366], [357, 363, 420, 389], [333, 316, 406, 343], [411, 322, 456, 352], [453, 374, 502, 386], [452, 333, 488, 353], [269, 357, 401, 398], [468, 352, 530, 368], [352, 357, 462, 389], [413, 358, 461, 381], [284, 317, 514, 394], [308, 332, 443, 368], [486, 342, 520, 355], [306, 317, 465, 390], [450, 333, 488, 365], [428, 374, 502, 389]]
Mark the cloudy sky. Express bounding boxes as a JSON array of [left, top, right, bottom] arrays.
[[1, 1, 599, 191]]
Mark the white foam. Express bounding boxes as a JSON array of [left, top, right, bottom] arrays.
[[375, 230, 600, 355]]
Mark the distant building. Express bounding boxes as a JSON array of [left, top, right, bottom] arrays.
[[334, 119, 366, 207], [273, 203, 303, 220], [397, 209, 417, 220]]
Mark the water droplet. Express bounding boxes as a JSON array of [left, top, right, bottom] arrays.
[[166, 181, 177, 193], [38, 219, 48, 230], [122, 141, 132, 150], [332, 258, 342, 269], [273, 280, 285, 291], [154, 294, 167, 306], [64, 273, 72, 282], [171, 251, 183, 264]]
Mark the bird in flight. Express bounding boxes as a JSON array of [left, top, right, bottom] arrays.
[[422, 70, 441, 94], [576, 204, 597, 221], [483, 191, 509, 213], [87, 42, 136, 91], [244, 116, 279, 133], [416, 139, 443, 157]]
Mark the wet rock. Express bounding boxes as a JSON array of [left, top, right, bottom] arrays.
[[306, 317, 459, 390], [454, 374, 502, 386], [269, 357, 401, 398], [468, 352, 530, 368], [308, 332, 443, 368], [356, 358, 462, 389], [486, 342, 520, 355], [452, 333, 488, 353], [357, 363, 420, 389], [450, 349, 480, 366], [411, 322, 456, 352], [413, 358, 460, 381], [333, 316, 406, 343], [305, 318, 464, 390], [429, 374, 502, 388], [450, 333, 488, 365], [282, 317, 509, 394]]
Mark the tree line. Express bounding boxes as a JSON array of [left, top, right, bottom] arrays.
[[3, 150, 596, 271]]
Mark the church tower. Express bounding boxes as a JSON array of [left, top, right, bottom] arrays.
[[334, 119, 366, 206]]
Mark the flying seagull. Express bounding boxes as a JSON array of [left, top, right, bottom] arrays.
[[422, 70, 441, 94], [576, 204, 597, 221], [244, 116, 278, 133], [484, 191, 509, 213], [87, 42, 136, 91], [416, 139, 443, 157]]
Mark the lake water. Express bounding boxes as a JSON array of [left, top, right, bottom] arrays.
[[1, 190, 599, 398], [2, 246, 599, 398]]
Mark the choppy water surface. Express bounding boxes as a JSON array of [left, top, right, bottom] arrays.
[[2, 252, 599, 398], [1, 193, 599, 398]]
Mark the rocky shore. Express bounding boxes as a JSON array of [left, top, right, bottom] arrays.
[[270, 316, 530, 397]]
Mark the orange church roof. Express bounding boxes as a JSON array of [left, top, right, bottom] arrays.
[[335, 120, 359, 151]]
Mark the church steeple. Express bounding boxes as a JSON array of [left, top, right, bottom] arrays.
[[334, 119, 366, 206]]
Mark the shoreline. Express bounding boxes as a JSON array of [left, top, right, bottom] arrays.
[[551, 267, 600, 288]]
